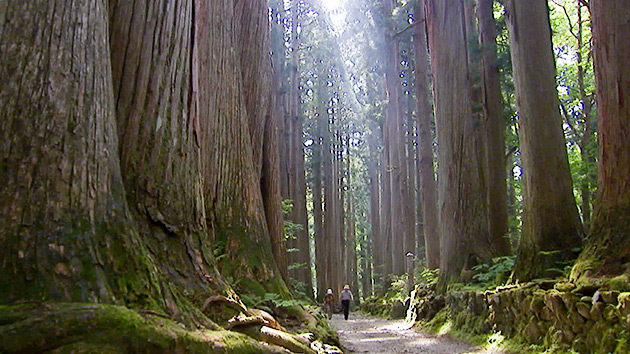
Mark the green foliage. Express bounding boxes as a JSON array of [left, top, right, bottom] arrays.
[[288, 262, 307, 271], [472, 256, 516, 286], [239, 292, 309, 314], [213, 240, 227, 262], [417, 267, 440, 286], [282, 199, 304, 240]]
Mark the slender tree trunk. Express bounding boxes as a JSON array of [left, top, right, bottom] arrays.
[[367, 129, 383, 285], [323, 114, 338, 296], [505, 0, 584, 282], [413, 0, 440, 269], [477, 0, 511, 255], [572, 0, 630, 282], [295, 117, 314, 297], [313, 106, 327, 300], [380, 115, 394, 287], [575, 3, 594, 228]]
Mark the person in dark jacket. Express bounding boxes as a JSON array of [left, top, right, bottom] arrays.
[[340, 285, 354, 320], [324, 288, 335, 320]]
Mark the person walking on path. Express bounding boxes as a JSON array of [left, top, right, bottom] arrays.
[[340, 285, 354, 320], [324, 288, 335, 320]]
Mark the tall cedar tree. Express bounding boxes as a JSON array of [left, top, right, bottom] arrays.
[[196, 0, 288, 291], [0, 0, 288, 332], [413, 0, 440, 269], [425, 0, 501, 286], [381, 0, 410, 276], [478, 0, 511, 255], [572, 0, 630, 282], [505, 0, 584, 282]]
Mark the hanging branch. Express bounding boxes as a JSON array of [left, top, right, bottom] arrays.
[[393, 20, 425, 39]]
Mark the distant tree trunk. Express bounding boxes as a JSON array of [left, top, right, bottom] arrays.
[[323, 114, 338, 295], [575, 3, 594, 228], [572, 0, 630, 282], [294, 117, 314, 297], [381, 0, 408, 276], [477, 0, 511, 255], [367, 128, 383, 285], [195, 0, 287, 292], [425, 0, 499, 286], [346, 184, 358, 294], [361, 233, 374, 298], [335, 133, 346, 290], [413, 0, 440, 269], [380, 116, 394, 286], [506, 147, 518, 238], [505, 0, 584, 282], [0, 0, 163, 307], [280, 0, 313, 296], [312, 106, 327, 300]]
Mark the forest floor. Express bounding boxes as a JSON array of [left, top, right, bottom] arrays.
[[330, 312, 512, 354]]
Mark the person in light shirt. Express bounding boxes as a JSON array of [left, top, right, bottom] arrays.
[[339, 285, 354, 320]]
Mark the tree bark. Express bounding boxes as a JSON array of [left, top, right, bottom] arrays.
[[109, 0, 235, 322], [478, 0, 511, 256], [312, 105, 327, 300], [413, 0, 440, 269], [572, 0, 630, 282], [0, 0, 163, 307], [425, 0, 499, 286], [367, 125, 383, 286], [195, 0, 287, 292], [505, 0, 584, 282]]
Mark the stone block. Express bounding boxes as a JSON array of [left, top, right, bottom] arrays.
[[576, 301, 591, 320], [590, 302, 604, 321]]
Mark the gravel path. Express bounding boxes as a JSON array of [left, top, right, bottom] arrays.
[[329, 312, 510, 354]]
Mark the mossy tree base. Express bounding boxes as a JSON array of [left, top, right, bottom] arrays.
[[0, 303, 290, 354], [572, 205, 630, 285]]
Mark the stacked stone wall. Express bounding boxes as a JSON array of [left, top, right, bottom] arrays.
[[410, 283, 630, 353]]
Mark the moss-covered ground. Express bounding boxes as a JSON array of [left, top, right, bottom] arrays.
[[0, 302, 290, 354]]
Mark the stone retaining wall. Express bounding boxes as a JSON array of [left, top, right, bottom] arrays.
[[410, 283, 630, 353]]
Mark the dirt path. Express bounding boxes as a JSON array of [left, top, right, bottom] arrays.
[[329, 312, 509, 354]]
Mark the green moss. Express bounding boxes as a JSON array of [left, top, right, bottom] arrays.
[[604, 274, 630, 292], [0, 302, 286, 354]]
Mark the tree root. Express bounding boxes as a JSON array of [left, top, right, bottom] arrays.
[[201, 295, 246, 312], [237, 325, 318, 354]]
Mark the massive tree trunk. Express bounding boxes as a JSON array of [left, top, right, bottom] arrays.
[[109, 0, 233, 321], [505, 0, 584, 282], [0, 0, 332, 352], [425, 0, 499, 286], [195, 0, 288, 293], [572, 0, 630, 283], [236, 0, 290, 285], [477, 0, 510, 256], [0, 0, 163, 309], [413, 0, 440, 269]]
